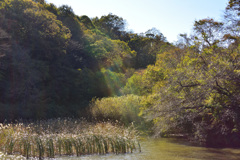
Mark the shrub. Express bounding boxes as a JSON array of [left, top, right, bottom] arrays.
[[90, 94, 147, 128]]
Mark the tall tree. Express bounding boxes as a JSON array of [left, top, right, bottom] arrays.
[[193, 18, 223, 48], [0, 0, 71, 60], [92, 13, 126, 40]]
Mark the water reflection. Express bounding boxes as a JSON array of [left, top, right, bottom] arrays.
[[1, 138, 240, 160], [58, 138, 240, 160]]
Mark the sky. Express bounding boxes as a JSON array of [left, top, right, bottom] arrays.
[[46, 0, 228, 43]]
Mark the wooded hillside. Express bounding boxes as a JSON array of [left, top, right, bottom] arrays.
[[0, 0, 239, 147]]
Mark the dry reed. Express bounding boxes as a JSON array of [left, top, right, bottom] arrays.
[[0, 118, 140, 159]]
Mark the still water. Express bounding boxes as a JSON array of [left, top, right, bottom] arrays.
[[1, 138, 240, 160]]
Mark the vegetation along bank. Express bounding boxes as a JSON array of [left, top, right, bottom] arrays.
[[0, 1, 239, 159]]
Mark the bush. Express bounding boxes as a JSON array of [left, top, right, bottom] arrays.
[[90, 94, 144, 126]]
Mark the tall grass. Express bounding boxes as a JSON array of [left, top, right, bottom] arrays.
[[0, 118, 140, 159], [90, 94, 153, 133], [90, 94, 143, 125]]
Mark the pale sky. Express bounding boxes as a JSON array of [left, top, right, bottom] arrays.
[[46, 0, 228, 43]]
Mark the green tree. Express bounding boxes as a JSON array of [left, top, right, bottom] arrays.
[[92, 13, 126, 40], [128, 30, 169, 68], [83, 28, 136, 70], [0, 0, 71, 60], [79, 15, 95, 29], [33, 0, 45, 4], [145, 26, 240, 147]]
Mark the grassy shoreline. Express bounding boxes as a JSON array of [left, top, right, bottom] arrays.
[[0, 118, 141, 159]]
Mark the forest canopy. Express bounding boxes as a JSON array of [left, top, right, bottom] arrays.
[[0, 0, 239, 147]]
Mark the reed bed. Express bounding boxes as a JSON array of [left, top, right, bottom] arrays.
[[0, 118, 141, 159]]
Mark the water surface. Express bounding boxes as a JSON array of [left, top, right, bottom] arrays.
[[58, 138, 240, 160], [1, 138, 240, 160]]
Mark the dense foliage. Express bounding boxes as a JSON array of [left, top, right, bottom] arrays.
[[0, 0, 239, 148], [131, 1, 239, 147], [0, 0, 168, 121], [91, 0, 240, 147]]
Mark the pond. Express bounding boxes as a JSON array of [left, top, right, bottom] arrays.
[[1, 138, 240, 160]]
